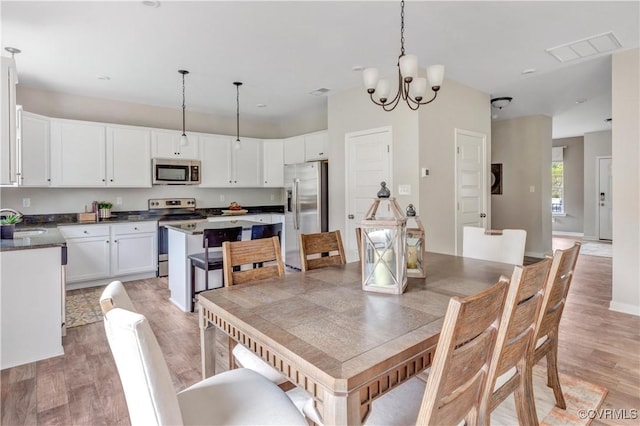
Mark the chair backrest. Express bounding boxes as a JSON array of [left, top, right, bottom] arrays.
[[463, 226, 527, 265], [99, 283, 183, 426], [416, 277, 510, 426], [99, 280, 135, 314], [483, 257, 553, 416], [535, 242, 581, 345], [355, 227, 363, 261], [203, 226, 242, 249], [299, 230, 346, 271], [222, 236, 285, 286], [251, 223, 282, 240]]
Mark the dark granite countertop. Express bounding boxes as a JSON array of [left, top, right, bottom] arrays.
[[0, 227, 66, 252], [164, 220, 258, 235]]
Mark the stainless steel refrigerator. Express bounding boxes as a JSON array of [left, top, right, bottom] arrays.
[[284, 161, 328, 269]]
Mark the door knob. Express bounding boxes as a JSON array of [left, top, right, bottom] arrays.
[[348, 214, 354, 219]]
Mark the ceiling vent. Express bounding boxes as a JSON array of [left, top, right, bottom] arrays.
[[309, 88, 330, 96], [546, 31, 622, 63]]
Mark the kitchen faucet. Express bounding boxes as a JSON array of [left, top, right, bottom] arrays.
[[0, 208, 23, 217]]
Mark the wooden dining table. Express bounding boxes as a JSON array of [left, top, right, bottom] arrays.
[[197, 252, 514, 426]]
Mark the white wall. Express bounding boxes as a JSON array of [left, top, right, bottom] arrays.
[[582, 130, 612, 240], [552, 136, 584, 235], [611, 48, 640, 316], [491, 115, 553, 257]]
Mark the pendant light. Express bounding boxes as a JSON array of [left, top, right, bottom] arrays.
[[178, 69, 189, 146], [233, 81, 243, 150]]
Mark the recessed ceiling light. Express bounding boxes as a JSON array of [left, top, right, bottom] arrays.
[[575, 98, 587, 104], [309, 88, 330, 96], [256, 103, 267, 108], [352, 66, 364, 72], [142, 1, 160, 8], [97, 75, 111, 80], [521, 68, 536, 75]]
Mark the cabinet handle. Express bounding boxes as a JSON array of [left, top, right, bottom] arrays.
[[229, 180, 232, 183], [83, 230, 88, 234], [110, 179, 113, 182], [319, 152, 324, 155], [134, 227, 138, 230], [234, 180, 237, 183], [265, 181, 267, 184], [114, 240, 118, 243], [102, 179, 106, 182], [47, 178, 51, 182], [106, 240, 109, 243]]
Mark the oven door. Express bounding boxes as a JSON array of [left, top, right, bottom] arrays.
[[157, 226, 169, 277]]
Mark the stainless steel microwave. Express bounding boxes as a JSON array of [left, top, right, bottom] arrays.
[[152, 158, 201, 185]]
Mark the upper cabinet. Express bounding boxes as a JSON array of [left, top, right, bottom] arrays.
[[51, 119, 151, 187], [234, 137, 262, 187], [263, 139, 284, 187], [20, 111, 51, 187], [283, 136, 304, 165], [1, 57, 18, 186], [152, 129, 199, 160], [200, 135, 262, 187], [304, 131, 328, 162]]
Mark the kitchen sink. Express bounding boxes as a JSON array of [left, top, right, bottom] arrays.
[[13, 228, 48, 237]]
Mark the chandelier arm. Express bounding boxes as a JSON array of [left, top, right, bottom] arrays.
[[368, 92, 388, 107]]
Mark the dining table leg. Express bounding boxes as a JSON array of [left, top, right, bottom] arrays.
[[321, 390, 363, 426], [199, 307, 216, 379]]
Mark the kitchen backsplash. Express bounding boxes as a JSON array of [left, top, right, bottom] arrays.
[[0, 186, 285, 215]]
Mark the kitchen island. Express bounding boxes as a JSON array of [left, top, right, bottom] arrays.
[[0, 227, 67, 369]]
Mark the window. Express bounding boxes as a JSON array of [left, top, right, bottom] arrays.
[[552, 147, 564, 214]]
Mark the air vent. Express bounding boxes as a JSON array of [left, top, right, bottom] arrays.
[[546, 31, 622, 63], [309, 88, 330, 96]]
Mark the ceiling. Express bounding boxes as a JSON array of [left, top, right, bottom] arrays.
[[2, 1, 638, 138]]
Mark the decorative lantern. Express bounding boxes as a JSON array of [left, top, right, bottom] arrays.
[[360, 183, 408, 294], [405, 204, 426, 278]]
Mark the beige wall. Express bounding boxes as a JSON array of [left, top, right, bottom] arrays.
[[552, 136, 584, 235], [277, 105, 328, 138], [418, 79, 491, 255], [491, 115, 553, 257], [583, 130, 612, 240], [611, 48, 640, 316]]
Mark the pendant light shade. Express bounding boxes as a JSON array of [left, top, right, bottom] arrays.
[[233, 82, 243, 150], [178, 69, 189, 146]]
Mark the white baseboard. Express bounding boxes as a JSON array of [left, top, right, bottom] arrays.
[[66, 271, 157, 291], [609, 301, 640, 316], [552, 231, 584, 237], [525, 251, 547, 259]]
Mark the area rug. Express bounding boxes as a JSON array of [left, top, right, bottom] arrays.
[[65, 287, 105, 328], [364, 365, 607, 425], [580, 242, 612, 258]]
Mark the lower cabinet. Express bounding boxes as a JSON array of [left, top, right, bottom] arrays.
[[60, 222, 157, 286]]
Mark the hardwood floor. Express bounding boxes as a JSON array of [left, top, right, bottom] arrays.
[[2, 240, 639, 425]]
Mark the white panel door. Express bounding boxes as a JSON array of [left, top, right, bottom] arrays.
[[65, 237, 111, 283], [345, 127, 392, 262], [106, 126, 151, 187], [598, 157, 613, 240], [455, 129, 488, 255], [50, 120, 106, 187]]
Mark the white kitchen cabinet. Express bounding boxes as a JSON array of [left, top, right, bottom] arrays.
[[20, 111, 51, 187], [284, 136, 305, 165], [199, 135, 262, 187], [50, 119, 106, 187], [263, 139, 284, 187], [152, 129, 199, 159], [110, 222, 157, 276], [304, 131, 328, 161], [199, 134, 233, 187], [1, 57, 18, 186], [60, 225, 111, 283], [106, 125, 152, 187]]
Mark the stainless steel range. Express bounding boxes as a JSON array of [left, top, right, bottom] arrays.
[[149, 198, 207, 277]]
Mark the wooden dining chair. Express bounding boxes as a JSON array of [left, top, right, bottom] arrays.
[[222, 236, 285, 286], [250, 223, 283, 267], [416, 277, 510, 426], [187, 227, 242, 312], [99, 281, 307, 426], [298, 230, 346, 271], [355, 227, 363, 261], [480, 257, 553, 425], [531, 242, 581, 409], [463, 226, 527, 265]]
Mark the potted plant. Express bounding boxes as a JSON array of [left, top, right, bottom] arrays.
[[0, 213, 23, 239], [98, 201, 113, 219]]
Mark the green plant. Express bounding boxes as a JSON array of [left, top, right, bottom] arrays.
[[0, 213, 23, 225], [98, 201, 113, 210]]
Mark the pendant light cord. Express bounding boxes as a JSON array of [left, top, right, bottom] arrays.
[[181, 72, 186, 136], [236, 84, 240, 142]]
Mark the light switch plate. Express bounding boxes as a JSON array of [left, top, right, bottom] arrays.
[[398, 184, 411, 195]]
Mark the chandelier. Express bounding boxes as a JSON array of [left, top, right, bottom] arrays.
[[363, 0, 445, 111]]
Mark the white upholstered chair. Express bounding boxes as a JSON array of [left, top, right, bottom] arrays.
[[99, 281, 307, 426], [463, 226, 527, 265]]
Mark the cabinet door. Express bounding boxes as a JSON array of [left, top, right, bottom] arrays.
[[304, 131, 328, 161], [284, 136, 305, 165], [50, 120, 106, 187], [152, 130, 199, 159], [65, 236, 111, 283], [263, 139, 284, 187], [1, 57, 18, 186], [199, 134, 233, 187], [107, 126, 151, 187], [233, 137, 262, 187], [20, 112, 51, 187], [111, 232, 157, 276]]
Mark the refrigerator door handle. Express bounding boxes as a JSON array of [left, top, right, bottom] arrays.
[[293, 179, 300, 230]]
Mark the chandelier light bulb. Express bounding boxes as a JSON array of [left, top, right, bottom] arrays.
[[426, 65, 445, 88], [399, 54, 418, 82], [363, 68, 380, 92], [376, 79, 391, 103], [409, 77, 427, 100]]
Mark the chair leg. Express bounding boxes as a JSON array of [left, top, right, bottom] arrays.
[[190, 263, 196, 312], [546, 333, 566, 409], [515, 362, 539, 426]]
